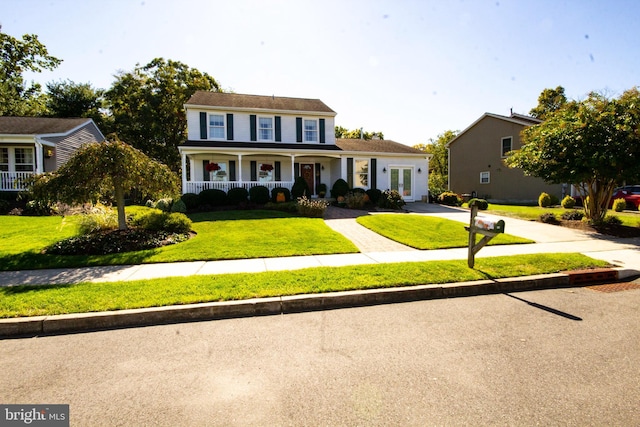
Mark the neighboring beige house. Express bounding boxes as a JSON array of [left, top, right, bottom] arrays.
[[178, 92, 430, 201], [447, 112, 565, 203], [0, 117, 106, 192]]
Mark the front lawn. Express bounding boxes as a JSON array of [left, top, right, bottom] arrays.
[[485, 204, 640, 227], [0, 209, 359, 271], [356, 214, 533, 249], [0, 253, 607, 318]]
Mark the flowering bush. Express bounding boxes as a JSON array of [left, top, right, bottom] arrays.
[[296, 196, 329, 218], [379, 189, 406, 210], [345, 192, 368, 209]]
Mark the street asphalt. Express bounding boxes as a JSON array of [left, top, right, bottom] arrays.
[[1, 202, 639, 337]]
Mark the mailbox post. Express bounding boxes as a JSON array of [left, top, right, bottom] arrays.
[[465, 201, 505, 268]]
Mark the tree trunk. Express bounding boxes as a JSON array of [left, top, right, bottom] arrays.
[[114, 183, 127, 230]]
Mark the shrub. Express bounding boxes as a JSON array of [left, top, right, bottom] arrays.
[[170, 198, 187, 213], [24, 200, 53, 216], [78, 207, 118, 234], [296, 196, 329, 218], [291, 177, 310, 199], [345, 192, 368, 209], [612, 197, 627, 212], [331, 178, 350, 198], [227, 187, 249, 205], [379, 189, 406, 210], [144, 199, 155, 208], [561, 195, 576, 209], [538, 192, 551, 207], [132, 211, 192, 233], [438, 191, 462, 207], [468, 198, 489, 210], [249, 185, 270, 204], [199, 189, 227, 207], [271, 187, 291, 203], [602, 215, 622, 226], [539, 212, 559, 224], [561, 210, 584, 221], [317, 183, 328, 197], [549, 194, 559, 206], [366, 188, 382, 205], [180, 193, 200, 210], [155, 198, 173, 212]]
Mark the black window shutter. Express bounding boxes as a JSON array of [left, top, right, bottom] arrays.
[[319, 119, 325, 144], [275, 116, 282, 142], [275, 161, 281, 181], [250, 115, 257, 141], [296, 118, 303, 142], [315, 162, 321, 191], [371, 158, 377, 189], [200, 112, 207, 139], [250, 161, 257, 181], [226, 114, 234, 140], [203, 160, 210, 181], [347, 157, 353, 188], [294, 162, 300, 178], [229, 160, 236, 181]]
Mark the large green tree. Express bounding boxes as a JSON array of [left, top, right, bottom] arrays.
[[0, 27, 62, 116], [45, 80, 107, 128], [30, 140, 179, 230], [529, 86, 567, 120], [105, 58, 221, 171], [335, 126, 384, 140], [507, 88, 640, 222], [414, 130, 458, 195]]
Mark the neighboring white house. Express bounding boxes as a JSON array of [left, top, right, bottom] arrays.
[[0, 117, 106, 192], [178, 91, 430, 201]]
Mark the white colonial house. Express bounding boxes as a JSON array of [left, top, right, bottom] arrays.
[[0, 117, 105, 192], [179, 91, 430, 201]]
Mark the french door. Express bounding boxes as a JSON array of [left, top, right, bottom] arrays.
[[390, 167, 414, 201]]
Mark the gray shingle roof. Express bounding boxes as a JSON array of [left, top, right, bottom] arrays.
[[335, 138, 424, 154], [0, 117, 91, 135], [186, 91, 336, 114]]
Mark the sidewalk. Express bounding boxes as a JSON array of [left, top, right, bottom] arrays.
[[1, 202, 639, 337]]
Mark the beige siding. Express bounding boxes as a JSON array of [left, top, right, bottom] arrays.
[[449, 115, 563, 203]]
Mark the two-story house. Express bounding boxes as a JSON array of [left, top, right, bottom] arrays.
[[447, 112, 564, 203], [0, 117, 105, 192], [178, 92, 430, 201]]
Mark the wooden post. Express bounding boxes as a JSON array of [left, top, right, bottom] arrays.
[[465, 202, 505, 268]]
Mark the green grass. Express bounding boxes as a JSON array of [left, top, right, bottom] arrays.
[[0, 209, 359, 271], [0, 253, 607, 318], [485, 204, 640, 227], [356, 214, 533, 249]]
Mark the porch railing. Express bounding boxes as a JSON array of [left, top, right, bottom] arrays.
[[0, 172, 34, 191], [183, 180, 295, 195]]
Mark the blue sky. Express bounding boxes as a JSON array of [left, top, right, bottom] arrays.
[[1, 0, 638, 146]]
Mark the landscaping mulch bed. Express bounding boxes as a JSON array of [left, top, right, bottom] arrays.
[[559, 219, 640, 238]]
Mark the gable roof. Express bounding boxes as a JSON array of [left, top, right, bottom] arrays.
[[446, 112, 542, 147], [336, 138, 425, 155], [0, 117, 93, 135], [186, 91, 336, 115]]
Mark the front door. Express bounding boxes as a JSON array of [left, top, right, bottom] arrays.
[[300, 163, 315, 196], [390, 167, 414, 201]]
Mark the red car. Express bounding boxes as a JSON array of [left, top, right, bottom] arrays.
[[610, 185, 640, 210]]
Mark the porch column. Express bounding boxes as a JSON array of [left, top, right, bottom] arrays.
[[34, 138, 44, 174], [237, 154, 243, 183], [290, 154, 295, 181], [180, 152, 187, 194]]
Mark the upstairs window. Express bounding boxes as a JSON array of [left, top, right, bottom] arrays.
[[501, 136, 513, 157], [14, 148, 34, 172], [259, 117, 273, 141], [209, 114, 225, 139], [304, 119, 318, 142]]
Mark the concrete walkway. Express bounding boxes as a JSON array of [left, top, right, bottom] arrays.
[[1, 203, 639, 287]]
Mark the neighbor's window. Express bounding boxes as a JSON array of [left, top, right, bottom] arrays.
[[0, 148, 8, 171], [480, 171, 490, 184], [304, 119, 318, 142], [354, 159, 369, 187], [258, 117, 273, 141], [209, 114, 225, 139], [501, 136, 513, 157], [14, 148, 34, 172]]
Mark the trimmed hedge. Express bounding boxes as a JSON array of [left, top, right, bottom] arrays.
[[292, 176, 310, 199], [249, 186, 270, 204], [271, 187, 291, 203], [181, 193, 200, 210], [468, 198, 489, 210], [227, 187, 249, 205], [331, 179, 350, 198], [199, 189, 227, 207]]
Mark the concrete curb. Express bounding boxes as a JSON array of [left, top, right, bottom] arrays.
[[1, 267, 636, 338]]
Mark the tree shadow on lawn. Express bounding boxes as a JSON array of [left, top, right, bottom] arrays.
[[188, 209, 296, 222], [0, 250, 157, 272]]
